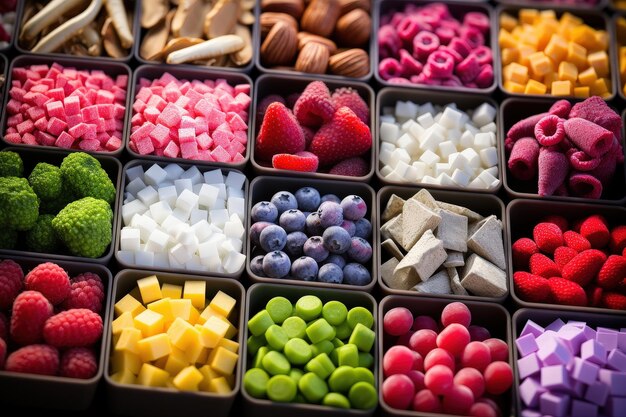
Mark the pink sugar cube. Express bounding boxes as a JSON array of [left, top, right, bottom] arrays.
[[81, 105, 99, 122], [116, 75, 128, 88], [139, 77, 151, 88], [192, 83, 211, 95], [215, 79, 233, 94], [66, 114, 83, 129], [113, 130, 123, 140], [211, 145, 231, 163], [206, 107, 226, 131], [98, 104, 114, 119], [225, 141, 245, 158], [143, 106, 160, 124], [158, 72, 178, 87], [194, 117, 208, 135], [150, 85, 164, 97], [55, 131, 75, 148], [96, 117, 107, 133], [6, 99, 21, 114], [31, 65, 48, 77], [106, 136, 122, 151], [131, 113, 144, 127], [31, 92, 49, 107], [157, 103, 183, 127], [233, 130, 247, 145], [174, 95, 190, 110], [7, 114, 23, 127], [214, 122, 232, 133], [114, 103, 126, 119], [180, 116, 195, 129], [9, 87, 26, 101], [55, 76, 67, 89], [35, 131, 56, 146], [63, 96, 80, 116], [194, 149, 214, 161], [193, 98, 213, 118], [34, 117, 48, 132], [40, 78, 55, 90], [130, 121, 155, 142], [136, 86, 152, 103], [234, 84, 250, 95], [104, 118, 117, 132], [178, 127, 196, 143], [134, 135, 155, 155], [128, 141, 137, 153], [163, 83, 182, 103], [112, 86, 127, 103], [68, 122, 89, 138], [16, 119, 35, 135], [79, 139, 100, 151], [202, 79, 215, 89], [150, 124, 170, 148], [46, 101, 66, 120], [96, 90, 115, 104], [83, 123, 97, 140], [22, 133, 37, 145], [154, 147, 165, 157], [20, 103, 32, 114], [232, 152, 245, 163], [85, 89, 97, 105], [227, 112, 247, 131], [4, 133, 22, 144], [163, 141, 179, 158], [196, 132, 213, 150], [180, 140, 199, 159], [212, 130, 233, 149], [217, 94, 234, 112], [233, 92, 252, 111], [31, 84, 48, 94], [114, 119, 124, 131], [47, 117, 68, 136], [101, 77, 114, 91], [96, 132, 110, 144], [132, 99, 147, 115], [27, 106, 46, 121], [179, 81, 191, 95], [184, 88, 203, 108], [168, 126, 179, 141], [47, 88, 65, 101], [11, 67, 28, 82], [11, 80, 21, 88]]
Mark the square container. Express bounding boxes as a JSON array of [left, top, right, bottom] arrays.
[[103, 269, 245, 417], [0, 52, 7, 95], [377, 185, 509, 304], [0, 146, 122, 265], [614, 13, 626, 102], [115, 159, 249, 280], [376, 87, 501, 194], [255, 0, 374, 82], [246, 175, 377, 292], [0, 255, 112, 410], [378, 295, 514, 417], [507, 198, 626, 315], [374, 0, 498, 94], [251, 73, 375, 182], [495, 0, 608, 10], [125, 64, 253, 171], [134, 2, 256, 73], [499, 97, 626, 204], [241, 282, 378, 417], [512, 308, 626, 417], [15, 0, 139, 62], [0, 0, 20, 53], [0, 54, 131, 156], [496, 5, 617, 101]]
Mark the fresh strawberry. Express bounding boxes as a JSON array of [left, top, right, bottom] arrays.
[[329, 157, 370, 177], [529, 253, 560, 278], [579, 214, 610, 249], [596, 255, 626, 289], [293, 81, 335, 127], [600, 292, 626, 310], [541, 215, 569, 233], [255, 102, 305, 161], [513, 271, 551, 303], [533, 222, 563, 255], [553, 246, 578, 269], [511, 237, 539, 271], [272, 152, 319, 172], [331, 87, 370, 124], [548, 277, 587, 306], [609, 225, 626, 253], [5, 344, 59, 376], [10, 291, 53, 345], [586, 285, 603, 307], [309, 107, 372, 166], [561, 249, 607, 287], [563, 231, 591, 252]]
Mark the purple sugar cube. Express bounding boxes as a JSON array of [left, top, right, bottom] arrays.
[[570, 380, 585, 398], [585, 381, 609, 406], [597, 331, 618, 351], [570, 399, 598, 417], [538, 336, 574, 366], [581, 339, 607, 366], [518, 353, 541, 379], [558, 324, 587, 355], [517, 333, 540, 357], [520, 376, 546, 407], [521, 319, 545, 338], [607, 348, 626, 372], [572, 357, 600, 385], [541, 365, 571, 391], [604, 396, 626, 417], [583, 325, 597, 342], [618, 330, 626, 351], [597, 327, 618, 333], [521, 410, 542, 417], [567, 320, 587, 328], [598, 369, 626, 396], [546, 318, 566, 332], [540, 391, 570, 417]]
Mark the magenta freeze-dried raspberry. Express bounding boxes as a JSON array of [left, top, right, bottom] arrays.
[[415, 11, 439, 29], [549, 99, 572, 118], [412, 73, 441, 85], [459, 26, 484, 49], [398, 17, 421, 43], [390, 11, 405, 27], [441, 76, 462, 87], [448, 38, 471, 58], [569, 172, 603, 199], [379, 58, 404, 81], [435, 26, 455, 45], [424, 50, 454, 78], [438, 46, 463, 64], [564, 117, 614, 158], [388, 77, 412, 84], [507, 112, 548, 142], [474, 65, 494, 88], [470, 45, 492, 66], [455, 54, 480, 84], [412, 32, 440, 61], [378, 25, 402, 59], [588, 140, 620, 185], [569, 150, 601, 171], [508, 137, 539, 181], [399, 49, 423, 76], [538, 146, 569, 196], [505, 136, 515, 153], [463, 11, 490, 34], [534, 115, 565, 146]]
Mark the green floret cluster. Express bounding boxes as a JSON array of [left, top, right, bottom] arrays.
[[0, 177, 39, 231], [60, 152, 116, 204], [0, 230, 18, 250], [26, 215, 61, 253], [0, 151, 24, 177], [28, 162, 63, 201]]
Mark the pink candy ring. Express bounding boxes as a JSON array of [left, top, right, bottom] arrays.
[[569, 150, 601, 171], [569, 173, 603, 199], [424, 50, 455, 79], [455, 54, 480, 84], [474, 65, 494, 89], [379, 25, 402, 59], [469, 46, 492, 66], [399, 49, 423, 76], [458, 26, 484, 49], [438, 46, 463, 64], [411, 73, 441, 85], [548, 100, 572, 119], [538, 146, 570, 196], [398, 17, 421, 43], [463, 12, 490, 34], [426, 2, 451, 20], [508, 137, 540, 181], [534, 115, 565, 146], [390, 12, 405, 27], [413, 31, 440, 61], [379, 58, 404, 81], [435, 26, 455, 45], [448, 37, 471, 58]]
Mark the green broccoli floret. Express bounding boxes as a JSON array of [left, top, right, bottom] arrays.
[[0, 230, 18, 250], [28, 162, 63, 201], [52, 197, 113, 258], [0, 177, 39, 231], [0, 151, 24, 177], [40, 181, 76, 215], [25, 214, 61, 253], [60, 152, 115, 205]]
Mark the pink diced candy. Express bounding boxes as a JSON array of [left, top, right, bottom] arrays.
[[158, 72, 178, 87], [212, 130, 233, 149], [7, 99, 21, 114], [206, 107, 226, 131], [163, 83, 182, 103], [157, 103, 182, 127], [47, 117, 67, 136], [234, 84, 250, 95], [55, 131, 75, 148], [217, 94, 234, 112], [184, 88, 203, 108], [134, 135, 155, 155], [194, 117, 208, 135], [194, 98, 213, 118], [149, 124, 170, 148], [178, 127, 196, 144], [211, 145, 231, 163], [104, 118, 116, 132], [82, 105, 100, 122], [47, 88, 65, 101], [175, 95, 190, 110], [68, 122, 89, 138], [232, 152, 245, 163], [78, 139, 100, 151], [131, 112, 144, 127], [132, 99, 147, 115], [233, 92, 252, 112], [233, 130, 247, 145], [130, 121, 155, 142], [114, 103, 126, 119], [16, 119, 35, 135], [197, 132, 213, 150], [7, 114, 23, 127], [136, 86, 152, 103], [163, 141, 180, 158], [227, 112, 247, 131], [180, 141, 199, 159], [194, 149, 214, 161], [28, 107, 46, 121], [180, 116, 195, 129], [46, 101, 66, 120], [98, 104, 114, 119], [116, 75, 128, 88], [96, 117, 107, 133], [4, 133, 22, 144], [96, 132, 110, 144], [179, 81, 191, 95], [106, 136, 122, 151], [35, 131, 56, 146], [63, 96, 80, 116], [31, 84, 49, 94], [66, 114, 83, 129], [225, 141, 244, 158], [83, 123, 97, 140], [96, 90, 115, 104], [143, 106, 160, 124], [34, 117, 48, 132]]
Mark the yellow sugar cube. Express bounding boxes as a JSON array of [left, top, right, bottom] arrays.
[[590, 78, 610, 96], [544, 34, 568, 63], [587, 51, 610, 78], [161, 283, 182, 299], [536, 24, 556, 52], [170, 299, 194, 322], [560, 12, 583, 27], [519, 9, 538, 25], [571, 26, 602, 52], [196, 345, 210, 364], [529, 52, 553, 77], [209, 291, 236, 318], [198, 305, 220, 325], [134, 309, 165, 337], [552, 80, 573, 96], [574, 86, 591, 98], [567, 42, 588, 70], [173, 366, 203, 391], [112, 311, 135, 335], [209, 347, 239, 376], [558, 61, 578, 83], [167, 317, 201, 350], [578, 67, 598, 86], [115, 327, 142, 355], [504, 63, 529, 85], [208, 377, 232, 394], [500, 13, 518, 32], [517, 45, 537, 67], [499, 29, 518, 49], [198, 365, 219, 391], [501, 48, 519, 66], [504, 81, 526, 94], [539, 9, 556, 22], [525, 79, 547, 95], [111, 350, 142, 375], [199, 316, 230, 348], [137, 333, 172, 362], [520, 31, 539, 49], [217, 337, 240, 354], [137, 275, 162, 304], [183, 280, 206, 309], [164, 347, 190, 376], [114, 294, 145, 317], [136, 363, 170, 387], [544, 71, 559, 87], [110, 368, 136, 385], [184, 338, 207, 364], [594, 31, 609, 52], [147, 298, 174, 325]]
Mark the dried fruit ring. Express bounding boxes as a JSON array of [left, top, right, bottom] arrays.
[[379, 58, 404, 81], [470, 46, 492, 66], [534, 115, 566, 146], [424, 50, 455, 79], [412, 31, 440, 61], [569, 150, 601, 171], [463, 12, 490, 34]]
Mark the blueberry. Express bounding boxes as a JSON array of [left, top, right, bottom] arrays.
[[343, 263, 371, 286], [322, 226, 352, 254], [303, 236, 329, 263], [323, 254, 347, 269], [340, 220, 356, 237], [354, 218, 372, 239], [279, 209, 306, 232], [250, 255, 265, 276], [340, 195, 368, 221], [250, 221, 273, 246], [318, 201, 343, 228], [295, 187, 321, 212], [262, 251, 291, 278], [285, 231, 308, 257], [347, 237, 373, 263], [306, 211, 324, 236], [259, 224, 287, 252], [271, 191, 298, 215], [318, 263, 343, 284], [320, 194, 341, 204], [291, 256, 319, 281], [251, 201, 278, 223]]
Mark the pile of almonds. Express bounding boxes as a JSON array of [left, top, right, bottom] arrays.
[[260, 0, 371, 78]]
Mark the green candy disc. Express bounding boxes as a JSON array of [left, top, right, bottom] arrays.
[[266, 297, 293, 324], [298, 372, 328, 403], [295, 295, 323, 321], [267, 374, 297, 402], [328, 366, 356, 393], [284, 338, 312, 365], [261, 350, 291, 376], [322, 392, 351, 409], [322, 301, 348, 326], [346, 307, 373, 330], [348, 381, 378, 410], [282, 316, 307, 339], [265, 324, 288, 351], [243, 368, 270, 399]]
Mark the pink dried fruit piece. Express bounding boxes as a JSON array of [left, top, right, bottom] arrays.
[[568, 150, 601, 171], [548, 100, 572, 119], [424, 50, 455, 79], [399, 49, 423, 78], [534, 115, 565, 146], [379, 58, 404, 81], [538, 146, 569, 196], [413, 31, 440, 61], [293, 81, 335, 128], [455, 54, 480, 84], [563, 118, 614, 158], [507, 112, 549, 142], [508, 137, 539, 181], [569, 96, 622, 141], [568, 172, 603, 199]]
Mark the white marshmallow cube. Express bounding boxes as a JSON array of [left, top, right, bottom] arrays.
[[227, 197, 246, 221], [146, 229, 170, 253], [190, 209, 208, 225], [174, 178, 193, 195], [480, 147, 498, 168], [120, 227, 141, 252], [122, 200, 147, 226], [419, 150, 440, 167], [134, 251, 155, 267], [472, 103, 496, 127], [126, 177, 146, 198], [137, 186, 159, 207], [439, 107, 463, 129], [126, 165, 144, 182], [396, 133, 420, 157], [144, 164, 167, 187], [380, 122, 400, 144], [164, 163, 184, 181], [158, 185, 177, 207], [181, 166, 203, 184], [203, 169, 223, 184], [223, 252, 246, 274]]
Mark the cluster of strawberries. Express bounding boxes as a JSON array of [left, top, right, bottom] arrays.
[[512, 214, 626, 310], [255, 81, 372, 176], [0, 260, 105, 378]]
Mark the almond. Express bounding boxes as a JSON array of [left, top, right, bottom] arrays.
[[338, 0, 370, 14], [335, 8, 370, 47], [261, 0, 305, 20], [329, 48, 369, 78], [301, 0, 341, 38], [295, 42, 330, 74], [261, 20, 298, 66], [260, 12, 299, 37], [297, 32, 337, 54]]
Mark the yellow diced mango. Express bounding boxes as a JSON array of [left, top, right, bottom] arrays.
[[110, 368, 136, 385], [519, 9, 539, 25], [173, 366, 203, 391], [115, 327, 142, 355], [134, 309, 165, 337], [529, 52, 553, 77], [161, 283, 182, 299], [199, 315, 230, 348], [558, 61, 578, 83], [198, 365, 219, 391], [594, 30, 609, 52], [567, 42, 588, 70], [209, 291, 236, 318], [112, 311, 135, 335], [590, 78, 610, 96], [560, 12, 583, 27], [189, 306, 200, 326], [544, 34, 568, 63], [136, 363, 169, 387], [574, 86, 590, 98], [499, 29, 518, 49], [517, 45, 537, 67], [164, 347, 190, 376], [552, 80, 573, 96], [183, 281, 206, 309], [544, 71, 559, 88], [167, 317, 201, 350], [148, 298, 174, 326], [539, 9, 556, 22], [210, 347, 239, 376], [504, 81, 526, 94], [520, 32, 539, 49], [504, 62, 529, 85], [587, 51, 610, 78], [137, 333, 172, 362], [111, 350, 142, 375], [570, 26, 602, 52], [170, 299, 193, 322], [536, 25, 556, 52], [184, 337, 207, 364], [525, 79, 547, 95], [114, 294, 145, 317], [137, 275, 162, 304], [578, 67, 598, 86], [217, 337, 240, 354], [500, 12, 518, 32], [501, 48, 519, 66], [198, 305, 220, 325], [208, 377, 232, 394]]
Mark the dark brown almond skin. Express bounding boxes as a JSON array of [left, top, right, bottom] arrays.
[[329, 48, 369, 77], [260, 12, 299, 37], [261, 21, 298, 66], [261, 0, 305, 19], [338, 0, 370, 14], [295, 42, 330, 73], [335, 8, 371, 47], [297, 32, 337, 54], [301, 0, 341, 38]]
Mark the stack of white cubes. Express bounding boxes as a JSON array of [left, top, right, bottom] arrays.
[[379, 100, 500, 190], [117, 163, 247, 275]]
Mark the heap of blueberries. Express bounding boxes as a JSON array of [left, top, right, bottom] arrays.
[[249, 187, 373, 285]]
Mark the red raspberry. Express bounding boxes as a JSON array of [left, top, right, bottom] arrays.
[[610, 225, 626, 254], [548, 277, 587, 307], [597, 255, 626, 290], [586, 286, 603, 307], [0, 337, 6, 369], [302, 126, 315, 148], [272, 151, 319, 172], [579, 214, 610, 249], [10, 291, 53, 345], [563, 231, 592, 252], [329, 157, 370, 177], [553, 246, 578, 269], [256, 94, 285, 125], [513, 271, 551, 303], [511, 238, 539, 270], [24, 262, 71, 305], [60, 347, 98, 379], [62, 272, 105, 313], [293, 81, 335, 127], [561, 249, 607, 287], [529, 253, 560, 278], [5, 344, 59, 376], [0, 311, 8, 340], [331, 87, 370, 124], [255, 102, 305, 161], [541, 215, 569, 233], [43, 308, 103, 347], [0, 259, 24, 310], [533, 222, 564, 255], [601, 292, 626, 310]]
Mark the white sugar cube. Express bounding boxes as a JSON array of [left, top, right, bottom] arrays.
[[180, 166, 203, 184], [203, 169, 224, 184], [198, 240, 219, 259], [468, 176, 488, 189], [379, 149, 393, 166], [212, 198, 226, 210], [408, 120, 425, 141], [176, 189, 199, 213], [419, 149, 440, 167], [122, 199, 147, 226], [459, 111, 470, 127], [461, 148, 481, 169], [417, 112, 434, 129], [133, 215, 158, 242], [395, 100, 419, 121], [439, 106, 463, 129], [447, 128, 462, 145], [472, 103, 496, 127], [401, 119, 414, 133], [125, 165, 144, 182], [464, 122, 480, 136], [396, 133, 420, 157], [158, 185, 177, 207], [117, 250, 134, 265], [162, 215, 185, 235], [192, 220, 213, 242], [380, 122, 400, 144], [209, 209, 230, 228], [380, 165, 393, 177], [198, 184, 219, 208], [159, 181, 174, 188], [170, 243, 193, 264], [120, 227, 141, 252], [223, 237, 243, 254], [186, 256, 204, 272], [223, 252, 246, 274], [190, 209, 208, 225], [451, 168, 471, 187], [486, 166, 499, 178], [477, 170, 498, 188], [392, 160, 410, 179], [126, 177, 146, 198], [435, 173, 455, 186], [225, 171, 246, 190], [435, 163, 451, 177], [419, 129, 444, 152], [411, 161, 428, 178], [144, 164, 167, 187], [390, 148, 411, 168], [192, 183, 203, 194], [164, 163, 184, 181], [418, 102, 435, 117], [176, 226, 198, 246], [448, 152, 468, 172], [146, 229, 170, 253], [172, 207, 190, 221], [168, 253, 184, 269], [438, 141, 457, 159], [227, 197, 246, 221], [227, 186, 244, 199], [480, 147, 498, 168], [473, 132, 492, 149], [480, 122, 497, 134], [421, 175, 437, 184], [134, 251, 155, 267], [124, 195, 135, 205], [380, 141, 395, 153], [385, 170, 404, 182], [153, 253, 170, 269], [403, 165, 419, 182], [224, 217, 245, 239], [459, 130, 475, 149], [174, 178, 193, 195], [137, 186, 159, 206], [380, 115, 396, 124], [214, 183, 227, 200]]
